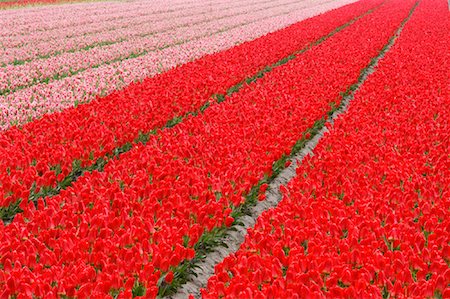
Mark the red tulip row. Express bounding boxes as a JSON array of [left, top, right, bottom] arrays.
[[0, 0, 417, 297], [0, 0, 382, 214], [203, 0, 449, 297]]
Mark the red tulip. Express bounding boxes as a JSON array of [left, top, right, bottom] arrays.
[[165, 271, 174, 284], [225, 216, 234, 228]]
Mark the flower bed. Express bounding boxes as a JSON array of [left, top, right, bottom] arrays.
[[0, 0, 417, 296], [0, 0, 378, 216], [203, 0, 449, 297], [0, 0, 357, 128]]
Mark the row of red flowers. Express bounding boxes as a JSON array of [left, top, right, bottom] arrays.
[[0, 0, 417, 297], [0, 0, 382, 212], [203, 0, 449, 297]]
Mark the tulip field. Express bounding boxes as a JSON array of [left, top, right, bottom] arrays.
[[0, 0, 448, 297]]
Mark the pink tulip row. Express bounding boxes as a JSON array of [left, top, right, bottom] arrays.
[[0, 0, 136, 11], [0, 0, 198, 36], [0, 0, 315, 85], [1, 0, 259, 52], [0, 0, 355, 130]]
